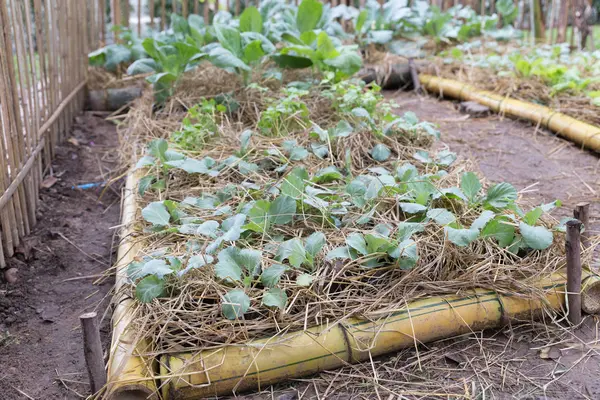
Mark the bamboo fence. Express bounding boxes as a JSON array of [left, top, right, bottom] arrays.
[[0, 0, 104, 268]]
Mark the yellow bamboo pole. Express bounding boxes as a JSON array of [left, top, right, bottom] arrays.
[[158, 270, 598, 399], [420, 75, 600, 152], [106, 171, 158, 399]]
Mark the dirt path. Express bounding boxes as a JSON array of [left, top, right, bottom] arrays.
[[0, 113, 120, 399]]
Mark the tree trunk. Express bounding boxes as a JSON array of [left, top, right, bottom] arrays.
[[533, 0, 546, 40], [574, 0, 593, 49], [557, 0, 571, 43]]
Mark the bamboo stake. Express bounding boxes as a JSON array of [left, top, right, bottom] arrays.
[[195, 0, 200, 15], [573, 202, 590, 249], [566, 219, 582, 325], [160, 0, 166, 30], [149, 0, 154, 28], [137, 0, 142, 36], [183, 0, 189, 17], [80, 312, 107, 393], [100, 0, 106, 46]]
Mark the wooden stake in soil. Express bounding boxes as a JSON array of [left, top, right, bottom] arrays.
[[409, 58, 422, 94], [80, 312, 106, 393], [573, 202, 590, 249], [566, 219, 583, 325]]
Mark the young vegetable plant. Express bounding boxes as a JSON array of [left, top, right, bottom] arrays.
[[257, 87, 310, 136], [170, 99, 225, 151], [127, 34, 206, 102], [267, 0, 361, 80], [326, 228, 418, 269], [128, 252, 213, 303], [136, 139, 222, 195], [208, 7, 275, 84], [88, 27, 145, 74]]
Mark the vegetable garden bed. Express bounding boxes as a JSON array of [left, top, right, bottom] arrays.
[[98, 2, 600, 398]]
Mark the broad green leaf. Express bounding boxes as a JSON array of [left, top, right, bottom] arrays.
[[313, 166, 343, 183], [296, 273, 314, 286], [140, 259, 173, 279], [523, 207, 543, 225], [135, 275, 165, 303], [262, 287, 288, 310], [146, 71, 177, 85], [244, 40, 265, 63], [397, 222, 425, 241], [481, 217, 515, 247], [325, 246, 351, 261], [127, 58, 159, 75], [239, 6, 263, 33], [300, 30, 317, 45], [222, 289, 250, 320], [239, 129, 252, 155], [136, 155, 156, 169], [138, 175, 154, 196], [355, 10, 368, 32], [519, 222, 553, 250], [371, 144, 391, 162], [461, 172, 482, 202], [324, 51, 362, 76], [427, 208, 456, 225], [485, 182, 518, 208], [389, 239, 418, 270], [269, 195, 296, 225], [365, 232, 393, 253], [445, 227, 479, 247], [166, 157, 218, 175], [287, 146, 309, 161], [399, 202, 427, 214], [171, 13, 189, 34], [305, 232, 326, 257], [297, 0, 323, 33], [331, 120, 353, 138], [541, 200, 562, 213], [276, 238, 306, 268], [434, 187, 467, 201], [471, 210, 495, 231], [215, 246, 262, 282], [148, 139, 168, 161], [214, 24, 243, 57], [260, 264, 288, 287], [271, 54, 313, 69], [178, 220, 220, 237], [209, 47, 250, 71], [436, 150, 457, 166], [221, 214, 247, 241], [316, 31, 339, 59], [413, 150, 433, 164], [142, 202, 170, 226], [244, 200, 271, 233], [311, 143, 328, 158], [281, 169, 307, 199], [346, 233, 368, 255]]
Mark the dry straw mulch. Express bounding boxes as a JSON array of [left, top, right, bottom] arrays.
[[112, 63, 598, 397]]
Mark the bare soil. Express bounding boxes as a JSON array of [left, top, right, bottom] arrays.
[[0, 113, 121, 399]]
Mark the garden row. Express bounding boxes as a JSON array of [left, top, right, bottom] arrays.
[[110, 1, 574, 354]]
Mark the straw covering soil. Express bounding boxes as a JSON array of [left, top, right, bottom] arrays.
[[113, 63, 596, 395], [428, 62, 600, 128]]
